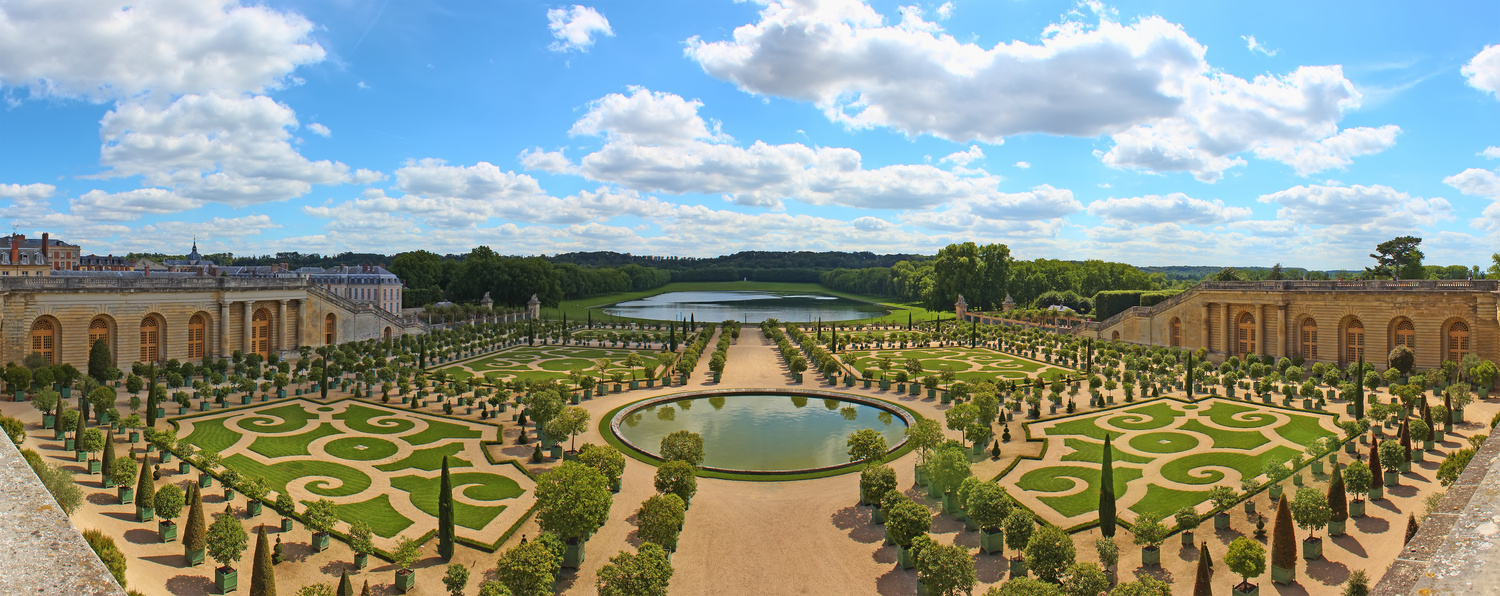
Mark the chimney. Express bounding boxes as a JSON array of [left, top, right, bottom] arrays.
[[9, 234, 19, 266]]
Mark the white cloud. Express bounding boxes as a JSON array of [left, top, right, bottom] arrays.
[[544, 87, 1022, 211], [135, 215, 279, 239], [900, 184, 1081, 233], [1242, 35, 1277, 57], [1014, 161, 1031, 169], [1444, 168, 1500, 199], [1462, 44, 1500, 99], [97, 93, 357, 205], [939, 146, 984, 165], [1251, 125, 1401, 176], [687, 2, 1391, 182], [1482, 146, 1500, 159], [306, 122, 331, 137], [1257, 184, 1451, 227], [936, 2, 954, 20], [0, 0, 324, 101], [0, 182, 56, 204], [1087, 193, 1251, 225], [69, 188, 201, 221], [548, 5, 613, 53]]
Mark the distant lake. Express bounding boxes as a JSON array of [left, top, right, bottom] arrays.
[[602, 291, 888, 323]]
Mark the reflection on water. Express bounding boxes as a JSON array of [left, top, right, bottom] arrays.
[[603, 291, 888, 323], [617, 394, 908, 471]]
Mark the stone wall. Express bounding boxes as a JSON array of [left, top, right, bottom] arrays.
[[0, 436, 128, 595]]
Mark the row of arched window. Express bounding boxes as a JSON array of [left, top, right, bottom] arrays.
[[26, 311, 339, 364], [1164, 314, 1471, 364]]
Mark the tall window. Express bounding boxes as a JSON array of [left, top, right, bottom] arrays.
[[1344, 319, 1365, 364], [1236, 312, 1257, 356], [30, 319, 56, 364], [1300, 318, 1318, 361], [1169, 318, 1182, 348], [1395, 320, 1415, 352], [325, 313, 336, 345], [188, 314, 206, 359], [89, 317, 110, 348], [139, 317, 160, 362], [1448, 321, 1470, 363], [251, 309, 270, 358]]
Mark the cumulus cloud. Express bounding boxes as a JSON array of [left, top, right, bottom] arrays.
[[539, 87, 1024, 211], [1014, 161, 1031, 169], [1251, 125, 1400, 176], [0, 0, 324, 101], [1257, 184, 1451, 227], [1482, 146, 1500, 159], [1444, 168, 1500, 199], [687, 1, 1392, 181], [940, 146, 984, 165], [1463, 44, 1500, 98], [548, 5, 613, 52], [70, 188, 201, 221], [306, 122, 331, 137], [936, 2, 955, 20], [1242, 35, 1277, 56], [900, 184, 1081, 233], [1087, 193, 1251, 225]]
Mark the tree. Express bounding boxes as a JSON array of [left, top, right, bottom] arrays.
[[1405, 513, 1420, 544], [297, 584, 336, 596], [1225, 536, 1266, 589], [886, 498, 933, 548], [392, 536, 421, 572], [1099, 434, 1117, 537], [495, 537, 561, 596], [546, 406, 591, 453], [1291, 486, 1331, 540], [1368, 236, 1424, 280], [1025, 524, 1077, 583], [82, 529, 128, 590], [1271, 495, 1296, 574], [654, 460, 698, 506], [155, 483, 185, 520], [336, 572, 353, 596], [1389, 345, 1416, 376], [577, 444, 625, 488], [438, 457, 455, 559], [1344, 460, 1373, 499], [135, 458, 154, 514], [659, 430, 705, 466], [442, 563, 470, 596], [859, 465, 898, 507], [535, 461, 612, 542], [1379, 439, 1407, 476], [1439, 448, 1477, 486], [985, 578, 1062, 596], [1131, 511, 1169, 551], [906, 417, 945, 466], [250, 527, 276, 596], [1343, 569, 1371, 596], [207, 506, 249, 569], [478, 581, 515, 596], [1003, 510, 1034, 555], [1192, 545, 1211, 596], [101, 430, 117, 480], [348, 521, 375, 561], [596, 543, 673, 596], [636, 493, 686, 551], [926, 444, 972, 496], [305, 499, 339, 536], [88, 338, 112, 384], [846, 428, 889, 466], [1328, 463, 1348, 525], [1059, 562, 1108, 596], [184, 483, 207, 556], [915, 538, 977, 596], [945, 403, 978, 447]]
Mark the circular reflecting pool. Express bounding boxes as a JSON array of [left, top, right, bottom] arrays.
[[613, 391, 910, 473]]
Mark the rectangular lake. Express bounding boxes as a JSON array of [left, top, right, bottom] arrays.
[[602, 290, 889, 323]]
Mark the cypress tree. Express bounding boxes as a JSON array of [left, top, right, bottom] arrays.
[[145, 380, 156, 428], [1186, 352, 1195, 398], [1369, 440, 1383, 490], [53, 397, 63, 437], [1400, 419, 1412, 463], [1192, 544, 1213, 596], [1355, 355, 1366, 421], [336, 571, 353, 596], [101, 430, 116, 480], [1404, 514, 1419, 544], [320, 357, 330, 399], [1099, 434, 1117, 537], [136, 458, 154, 519], [88, 338, 111, 384], [1271, 495, 1296, 574], [1327, 464, 1347, 524], [73, 402, 86, 440], [437, 456, 455, 559], [249, 527, 276, 596], [184, 483, 207, 563]]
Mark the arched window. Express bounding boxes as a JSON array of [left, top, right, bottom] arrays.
[[1394, 320, 1415, 352], [1169, 318, 1182, 348], [1448, 321, 1470, 363], [1111, 331, 1120, 341], [1237, 312, 1256, 356], [139, 317, 160, 362], [188, 314, 207, 359], [89, 317, 110, 348], [1300, 318, 1318, 361], [325, 313, 336, 346], [383, 327, 392, 340], [251, 309, 271, 359], [1344, 318, 1365, 364], [30, 318, 56, 364]]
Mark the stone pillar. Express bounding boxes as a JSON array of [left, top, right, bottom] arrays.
[[1224, 303, 1233, 356], [1276, 304, 1287, 359], [219, 301, 231, 357], [242, 301, 252, 354], [297, 301, 306, 348], [278, 300, 289, 353], [1202, 303, 1213, 353]]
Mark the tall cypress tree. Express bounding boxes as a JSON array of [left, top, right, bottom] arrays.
[[336, 571, 353, 596], [1327, 463, 1347, 526], [1355, 354, 1366, 421], [101, 430, 116, 480], [1099, 433, 1117, 537], [184, 483, 206, 564], [437, 456, 455, 559], [1186, 352, 1195, 398], [1193, 544, 1213, 596], [88, 338, 111, 384], [1271, 494, 1296, 574], [136, 458, 154, 521], [73, 403, 86, 445], [1369, 440, 1384, 492], [250, 527, 276, 596]]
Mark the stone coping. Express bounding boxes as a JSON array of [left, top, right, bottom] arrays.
[[0, 436, 128, 596], [608, 388, 915, 475]]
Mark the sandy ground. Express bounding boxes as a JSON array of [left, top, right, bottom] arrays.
[[5, 326, 1490, 595]]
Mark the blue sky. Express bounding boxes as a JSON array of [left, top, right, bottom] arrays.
[[1, 0, 1498, 269]]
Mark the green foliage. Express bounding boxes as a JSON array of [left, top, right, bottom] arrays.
[[596, 543, 673, 596], [1291, 486, 1331, 534], [1342, 569, 1371, 596], [984, 577, 1062, 596], [1025, 524, 1077, 583], [1099, 434, 1116, 538], [1173, 507, 1200, 532], [1439, 448, 1477, 487], [636, 494, 686, 551], [1092, 291, 1148, 322], [965, 483, 1012, 531], [1271, 495, 1296, 571], [1107, 576, 1172, 596], [653, 460, 698, 505], [1379, 439, 1407, 472], [926, 444, 972, 495], [577, 444, 625, 485], [184, 484, 207, 551], [658, 430, 705, 466], [495, 537, 561, 596], [905, 417, 945, 463], [859, 465, 898, 508], [1003, 510, 1034, 552], [155, 483, 185, 519], [915, 537, 977, 596], [304, 499, 340, 534], [545, 406, 591, 452], [1343, 460, 1373, 497], [438, 457, 454, 559], [1206, 485, 1237, 510], [391, 535, 421, 571], [1059, 562, 1109, 596], [1094, 537, 1119, 570], [206, 508, 249, 567], [846, 428, 889, 465], [442, 563, 470, 596], [83, 529, 127, 590], [0, 415, 23, 445], [535, 461, 612, 541], [250, 528, 275, 596], [1327, 464, 1348, 522], [477, 581, 514, 596], [886, 499, 933, 549], [1224, 536, 1266, 583], [1130, 511, 1169, 549], [347, 521, 375, 556]]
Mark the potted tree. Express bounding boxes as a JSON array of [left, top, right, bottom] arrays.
[[184, 484, 207, 565], [1225, 536, 1266, 596], [546, 406, 591, 461], [636, 493, 687, 553], [1132, 511, 1169, 567], [1344, 460, 1373, 517], [32, 389, 57, 430], [535, 461, 613, 568], [1379, 439, 1406, 487], [156, 483, 185, 543], [1208, 485, 1236, 530], [392, 536, 421, 594], [239, 476, 268, 517], [112, 455, 137, 505], [348, 521, 375, 570], [305, 498, 338, 552], [859, 465, 897, 511], [1002, 509, 1034, 576], [914, 536, 977, 596], [1024, 525, 1075, 583], [1270, 495, 1297, 584], [196, 450, 221, 489], [79, 427, 105, 472], [578, 444, 626, 493], [1176, 507, 1202, 548], [207, 506, 248, 594], [887, 498, 932, 570], [967, 483, 1010, 555], [1290, 486, 1331, 560], [1410, 419, 1432, 462], [1327, 464, 1348, 536]]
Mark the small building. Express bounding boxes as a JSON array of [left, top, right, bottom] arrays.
[[1001, 294, 1016, 312], [0, 233, 52, 277], [77, 255, 133, 271]]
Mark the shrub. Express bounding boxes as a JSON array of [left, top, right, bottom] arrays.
[[1270, 496, 1296, 571], [596, 543, 673, 596], [1438, 448, 1477, 487], [653, 461, 698, 505], [1003, 510, 1034, 553], [658, 431, 705, 466], [886, 499, 933, 549], [966, 483, 1012, 531], [83, 528, 127, 589], [535, 462, 611, 542], [495, 537, 560, 596], [21, 449, 82, 515], [0, 415, 24, 445], [1059, 561, 1108, 596], [859, 465, 898, 507], [1130, 511, 1169, 549], [1025, 524, 1076, 583], [635, 494, 686, 552], [915, 538, 977, 596], [155, 483, 185, 520], [846, 428, 889, 465], [577, 444, 626, 486], [1224, 536, 1266, 586]]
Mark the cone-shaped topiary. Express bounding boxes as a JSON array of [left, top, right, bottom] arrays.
[[1405, 514, 1419, 544], [136, 458, 154, 517], [1099, 433, 1116, 538], [101, 430, 116, 479], [336, 570, 352, 596], [250, 527, 276, 596], [438, 456, 455, 559], [1327, 463, 1347, 523], [1271, 495, 1296, 573], [1369, 439, 1384, 489], [1400, 419, 1412, 462], [184, 483, 207, 556], [1193, 544, 1212, 596]]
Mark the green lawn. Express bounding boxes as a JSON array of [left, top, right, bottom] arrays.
[[1016, 465, 1145, 519], [439, 345, 658, 383], [238, 403, 320, 434], [335, 403, 417, 435], [392, 472, 523, 531], [335, 494, 415, 538], [248, 423, 342, 458], [180, 418, 241, 454], [374, 443, 471, 472], [845, 347, 1066, 383], [541, 281, 942, 324]]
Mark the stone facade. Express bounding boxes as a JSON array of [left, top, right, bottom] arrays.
[[0, 276, 424, 369], [1075, 280, 1500, 368]]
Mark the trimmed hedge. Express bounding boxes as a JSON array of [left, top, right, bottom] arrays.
[[1092, 291, 1147, 322], [1138, 290, 1183, 308]]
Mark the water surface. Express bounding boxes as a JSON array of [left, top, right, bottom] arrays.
[[603, 290, 887, 323]]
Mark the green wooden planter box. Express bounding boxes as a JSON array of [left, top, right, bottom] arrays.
[[248, 500, 262, 516], [1008, 557, 1027, 577], [1272, 565, 1295, 585], [313, 532, 330, 552], [1412, 450, 1424, 463], [897, 545, 916, 569], [1303, 537, 1322, 559], [1329, 519, 1345, 536], [1181, 530, 1195, 547], [215, 567, 237, 593], [42, 414, 54, 429], [1232, 583, 1259, 596], [137, 504, 153, 522], [563, 539, 586, 569], [1384, 471, 1399, 486], [159, 520, 177, 542], [64, 437, 75, 451], [1269, 484, 1282, 501], [281, 517, 293, 532], [224, 488, 236, 501], [1350, 499, 1366, 517], [1215, 512, 1231, 530], [355, 553, 369, 570], [980, 529, 1004, 555], [1142, 546, 1161, 567], [88, 459, 101, 474], [199, 474, 212, 488], [160, 451, 172, 464], [186, 547, 205, 566], [550, 445, 564, 459], [179, 461, 190, 474]]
